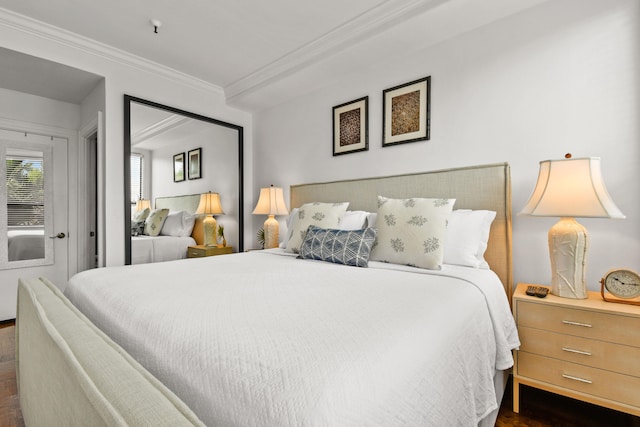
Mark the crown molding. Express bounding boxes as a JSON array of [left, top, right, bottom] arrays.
[[131, 114, 190, 147], [0, 7, 224, 95], [225, 0, 449, 103]]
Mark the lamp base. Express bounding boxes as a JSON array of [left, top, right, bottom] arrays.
[[263, 215, 279, 249], [548, 217, 588, 299], [203, 215, 218, 247]]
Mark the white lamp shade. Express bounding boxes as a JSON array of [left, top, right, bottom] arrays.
[[520, 157, 624, 218], [135, 199, 151, 212], [196, 192, 224, 215], [252, 186, 289, 216], [520, 156, 624, 299]]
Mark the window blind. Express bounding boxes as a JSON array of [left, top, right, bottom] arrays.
[[6, 155, 44, 226], [130, 153, 143, 203]]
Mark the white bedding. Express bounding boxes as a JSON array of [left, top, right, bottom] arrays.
[[131, 235, 196, 264], [65, 249, 519, 426], [8, 229, 44, 261]]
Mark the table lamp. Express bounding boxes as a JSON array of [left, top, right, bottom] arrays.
[[135, 198, 151, 212], [196, 192, 224, 247], [253, 185, 289, 249], [520, 155, 624, 298]]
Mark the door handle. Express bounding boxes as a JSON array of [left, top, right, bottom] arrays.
[[49, 232, 66, 239]]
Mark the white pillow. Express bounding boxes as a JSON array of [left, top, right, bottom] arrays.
[[160, 211, 196, 237], [181, 214, 196, 237], [444, 209, 496, 269], [370, 196, 455, 270], [285, 202, 349, 253], [338, 210, 369, 230], [144, 208, 170, 237]]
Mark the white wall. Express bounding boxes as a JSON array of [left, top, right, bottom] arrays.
[[0, 18, 253, 266], [253, 0, 640, 291]]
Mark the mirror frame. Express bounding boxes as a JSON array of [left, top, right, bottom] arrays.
[[123, 95, 244, 264]]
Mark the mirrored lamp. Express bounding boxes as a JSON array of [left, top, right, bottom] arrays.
[[253, 185, 289, 249], [196, 192, 224, 247], [520, 156, 625, 299], [135, 198, 151, 212]]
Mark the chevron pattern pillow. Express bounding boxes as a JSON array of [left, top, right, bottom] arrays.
[[298, 225, 377, 267]]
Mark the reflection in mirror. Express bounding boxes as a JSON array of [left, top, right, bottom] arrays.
[[124, 95, 244, 265], [1, 136, 55, 270], [6, 148, 45, 261]]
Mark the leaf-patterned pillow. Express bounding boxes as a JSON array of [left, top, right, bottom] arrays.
[[285, 202, 349, 253], [370, 196, 455, 269], [143, 208, 170, 237]]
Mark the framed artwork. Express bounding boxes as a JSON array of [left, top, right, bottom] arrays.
[[382, 76, 430, 147], [188, 147, 202, 180], [173, 152, 185, 182], [332, 96, 368, 156]]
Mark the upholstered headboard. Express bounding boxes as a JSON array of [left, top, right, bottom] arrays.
[[290, 163, 513, 297]]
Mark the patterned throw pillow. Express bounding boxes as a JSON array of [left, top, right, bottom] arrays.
[[131, 220, 145, 236], [370, 196, 455, 270], [298, 225, 377, 267], [143, 208, 170, 237], [132, 207, 150, 223], [285, 202, 349, 253]]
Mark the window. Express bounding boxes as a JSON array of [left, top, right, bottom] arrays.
[[6, 153, 44, 227], [130, 153, 143, 203]]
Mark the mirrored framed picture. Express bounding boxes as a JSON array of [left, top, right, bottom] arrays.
[[188, 147, 202, 180], [173, 152, 185, 182]]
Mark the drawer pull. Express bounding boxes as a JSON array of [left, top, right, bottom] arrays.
[[561, 347, 592, 356], [562, 374, 592, 384], [562, 320, 593, 328]]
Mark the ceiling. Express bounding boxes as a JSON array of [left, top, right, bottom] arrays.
[[0, 0, 548, 110]]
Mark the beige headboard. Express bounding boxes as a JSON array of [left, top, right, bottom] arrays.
[[154, 194, 204, 245], [290, 163, 513, 297]]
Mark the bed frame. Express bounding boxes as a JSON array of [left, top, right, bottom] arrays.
[[291, 162, 513, 297], [17, 163, 512, 426]]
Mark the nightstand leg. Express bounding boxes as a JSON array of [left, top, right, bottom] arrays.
[[513, 377, 520, 413]]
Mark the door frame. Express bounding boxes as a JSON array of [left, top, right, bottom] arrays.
[[78, 112, 104, 270], [0, 117, 78, 278]]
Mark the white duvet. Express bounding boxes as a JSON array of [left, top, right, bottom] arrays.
[[65, 250, 519, 426], [131, 235, 195, 264]]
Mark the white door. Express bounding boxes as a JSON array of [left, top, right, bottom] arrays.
[[0, 129, 68, 320]]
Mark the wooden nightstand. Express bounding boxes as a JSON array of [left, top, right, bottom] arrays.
[[512, 283, 640, 417], [187, 245, 232, 258]]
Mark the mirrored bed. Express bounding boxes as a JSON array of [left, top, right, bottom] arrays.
[[17, 163, 518, 427]]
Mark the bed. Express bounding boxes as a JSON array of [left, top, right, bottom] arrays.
[[17, 163, 518, 426], [7, 229, 44, 261], [131, 194, 202, 264]]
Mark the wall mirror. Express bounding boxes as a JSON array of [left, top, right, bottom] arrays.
[[124, 95, 244, 265]]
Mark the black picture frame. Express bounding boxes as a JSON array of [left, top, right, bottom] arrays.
[[332, 96, 368, 156], [188, 147, 202, 180], [382, 76, 430, 147], [173, 152, 185, 182]]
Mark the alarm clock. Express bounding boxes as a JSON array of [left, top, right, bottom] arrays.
[[600, 268, 640, 306]]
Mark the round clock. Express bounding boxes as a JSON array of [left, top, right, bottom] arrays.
[[601, 268, 640, 301]]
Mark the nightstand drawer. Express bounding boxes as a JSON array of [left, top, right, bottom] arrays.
[[519, 326, 640, 377], [187, 246, 233, 258], [518, 352, 640, 408], [517, 300, 640, 346]]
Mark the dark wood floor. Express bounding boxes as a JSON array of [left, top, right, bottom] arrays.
[[1, 319, 639, 426]]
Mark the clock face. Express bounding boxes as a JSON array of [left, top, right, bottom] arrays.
[[604, 269, 640, 299]]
